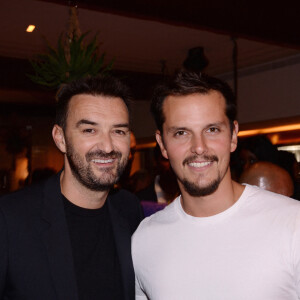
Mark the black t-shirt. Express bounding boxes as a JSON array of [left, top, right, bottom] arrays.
[[63, 196, 123, 300]]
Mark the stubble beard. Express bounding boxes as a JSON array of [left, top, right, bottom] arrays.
[[180, 154, 223, 197], [65, 140, 128, 192]]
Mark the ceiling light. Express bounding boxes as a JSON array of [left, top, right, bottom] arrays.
[[26, 25, 35, 33]]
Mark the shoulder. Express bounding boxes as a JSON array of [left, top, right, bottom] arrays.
[[0, 173, 60, 217], [243, 184, 300, 209], [133, 199, 178, 240], [132, 200, 179, 264], [0, 184, 44, 231], [0, 183, 43, 210], [241, 184, 300, 228]]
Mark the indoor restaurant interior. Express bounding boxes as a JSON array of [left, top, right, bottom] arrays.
[[0, 0, 299, 200]]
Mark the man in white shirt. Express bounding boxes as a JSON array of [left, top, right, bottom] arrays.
[[132, 71, 300, 300]]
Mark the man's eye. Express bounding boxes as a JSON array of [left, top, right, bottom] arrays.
[[114, 129, 126, 135], [174, 131, 186, 136], [83, 128, 95, 133], [207, 127, 219, 133]]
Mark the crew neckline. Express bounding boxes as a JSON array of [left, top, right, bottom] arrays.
[[63, 195, 108, 217], [175, 184, 249, 224]]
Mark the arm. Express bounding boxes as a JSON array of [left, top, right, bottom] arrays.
[[132, 222, 149, 300]]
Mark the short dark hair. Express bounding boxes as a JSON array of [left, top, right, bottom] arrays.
[[151, 70, 237, 133], [55, 75, 132, 130]]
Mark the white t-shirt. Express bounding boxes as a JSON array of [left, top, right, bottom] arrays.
[[132, 185, 300, 300]]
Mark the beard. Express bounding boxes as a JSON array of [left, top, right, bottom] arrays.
[[180, 154, 222, 197], [181, 176, 221, 197], [65, 140, 128, 191]]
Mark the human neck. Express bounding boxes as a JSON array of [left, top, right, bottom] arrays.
[[60, 169, 109, 209], [180, 177, 245, 218]]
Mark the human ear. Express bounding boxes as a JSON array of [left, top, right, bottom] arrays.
[[52, 125, 66, 154], [230, 121, 239, 153], [155, 130, 169, 159]]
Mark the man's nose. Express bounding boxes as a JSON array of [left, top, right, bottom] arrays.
[[190, 134, 207, 155], [98, 132, 114, 153]]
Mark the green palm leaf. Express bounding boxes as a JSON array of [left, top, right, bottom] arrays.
[[27, 32, 113, 89]]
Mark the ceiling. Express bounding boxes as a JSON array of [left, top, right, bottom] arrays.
[[0, 0, 299, 76], [47, 0, 300, 47]]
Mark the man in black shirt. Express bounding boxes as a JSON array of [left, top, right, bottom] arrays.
[[0, 75, 143, 300]]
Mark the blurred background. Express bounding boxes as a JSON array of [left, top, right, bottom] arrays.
[[0, 0, 299, 194]]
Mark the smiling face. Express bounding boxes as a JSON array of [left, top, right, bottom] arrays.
[[53, 94, 131, 191], [156, 91, 238, 197]]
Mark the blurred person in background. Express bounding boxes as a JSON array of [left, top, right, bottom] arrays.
[[230, 135, 279, 180], [278, 150, 300, 200], [239, 161, 294, 197], [136, 143, 180, 204]]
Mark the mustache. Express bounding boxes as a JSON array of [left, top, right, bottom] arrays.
[[183, 154, 218, 166], [86, 150, 122, 161]]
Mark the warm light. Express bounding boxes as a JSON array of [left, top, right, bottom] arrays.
[[16, 157, 29, 181], [135, 123, 300, 150], [278, 145, 300, 162], [278, 145, 300, 152], [269, 134, 279, 145], [26, 25, 36, 32], [238, 123, 300, 137], [136, 141, 156, 150]]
